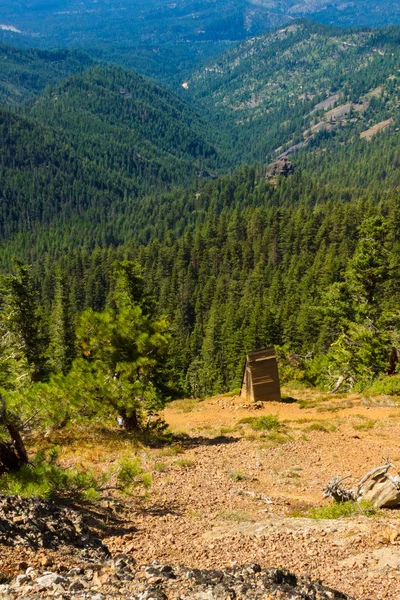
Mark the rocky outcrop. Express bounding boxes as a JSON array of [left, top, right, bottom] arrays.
[[0, 495, 108, 553], [0, 560, 352, 599], [266, 158, 294, 180]]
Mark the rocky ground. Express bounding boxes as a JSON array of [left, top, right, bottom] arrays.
[[1, 388, 400, 599]]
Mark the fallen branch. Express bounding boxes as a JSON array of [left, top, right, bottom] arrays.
[[323, 458, 400, 508]]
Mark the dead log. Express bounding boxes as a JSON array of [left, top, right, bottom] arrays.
[[323, 458, 400, 508]]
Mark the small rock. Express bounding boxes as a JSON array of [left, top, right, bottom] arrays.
[[69, 580, 85, 591], [36, 573, 68, 587], [41, 556, 54, 567], [15, 574, 30, 585], [0, 584, 11, 595]]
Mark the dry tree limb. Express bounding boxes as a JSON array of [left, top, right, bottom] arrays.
[[324, 458, 400, 505], [323, 475, 357, 502]]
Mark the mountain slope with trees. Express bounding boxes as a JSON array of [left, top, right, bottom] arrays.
[[186, 21, 400, 163], [0, 43, 94, 105], [0, 64, 222, 246]]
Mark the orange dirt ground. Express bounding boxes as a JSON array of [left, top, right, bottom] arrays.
[[2, 387, 400, 599]]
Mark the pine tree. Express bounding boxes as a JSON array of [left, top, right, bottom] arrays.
[[48, 272, 76, 375], [73, 261, 170, 431]]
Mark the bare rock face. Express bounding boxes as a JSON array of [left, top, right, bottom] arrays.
[[266, 158, 294, 180]]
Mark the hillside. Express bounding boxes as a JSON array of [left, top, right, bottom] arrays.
[[186, 21, 400, 162], [0, 65, 221, 243], [1, 0, 400, 51], [0, 44, 94, 105]]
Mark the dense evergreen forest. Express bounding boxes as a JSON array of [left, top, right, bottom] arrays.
[[2, 20, 400, 454]]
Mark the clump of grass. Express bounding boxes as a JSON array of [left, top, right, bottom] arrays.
[[220, 426, 236, 435], [261, 431, 291, 447], [171, 398, 202, 413], [367, 376, 400, 397], [292, 500, 379, 520], [159, 443, 184, 457], [217, 509, 252, 522], [306, 422, 336, 433], [238, 415, 281, 431], [229, 469, 246, 482], [225, 388, 241, 397], [153, 462, 168, 472], [298, 399, 319, 409], [353, 419, 376, 431], [174, 459, 195, 468]]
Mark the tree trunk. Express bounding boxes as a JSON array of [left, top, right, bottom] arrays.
[[0, 442, 21, 475], [6, 421, 28, 465], [120, 410, 139, 432], [0, 394, 28, 473]]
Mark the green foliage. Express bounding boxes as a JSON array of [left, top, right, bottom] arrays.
[[306, 422, 336, 432], [367, 376, 400, 396], [305, 500, 379, 520], [353, 419, 376, 431], [72, 261, 170, 431], [229, 469, 246, 481], [0, 447, 99, 500], [117, 456, 152, 492], [238, 415, 281, 431]]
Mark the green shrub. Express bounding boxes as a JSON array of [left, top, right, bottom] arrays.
[[159, 443, 184, 457], [367, 376, 400, 397], [293, 500, 379, 520], [229, 469, 246, 482], [0, 447, 100, 500], [117, 456, 152, 492], [238, 415, 281, 431], [261, 431, 291, 446], [153, 461, 168, 472], [353, 419, 376, 431], [306, 422, 336, 433]]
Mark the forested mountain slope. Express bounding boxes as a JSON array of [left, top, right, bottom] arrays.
[[186, 21, 400, 163], [0, 65, 220, 243], [1, 0, 399, 50], [0, 44, 94, 105]]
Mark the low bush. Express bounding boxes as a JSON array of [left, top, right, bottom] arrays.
[[229, 469, 246, 482], [117, 456, 152, 493], [0, 447, 100, 501], [238, 415, 281, 431], [366, 376, 400, 397], [293, 499, 379, 520]]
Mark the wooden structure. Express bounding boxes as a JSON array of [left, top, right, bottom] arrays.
[[241, 348, 281, 402]]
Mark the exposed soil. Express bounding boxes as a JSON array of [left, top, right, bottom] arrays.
[[1, 388, 400, 599]]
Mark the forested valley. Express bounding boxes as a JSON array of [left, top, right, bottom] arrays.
[[2, 13, 400, 600]]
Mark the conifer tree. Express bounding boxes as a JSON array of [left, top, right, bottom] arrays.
[[73, 261, 170, 431], [48, 272, 76, 375]]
